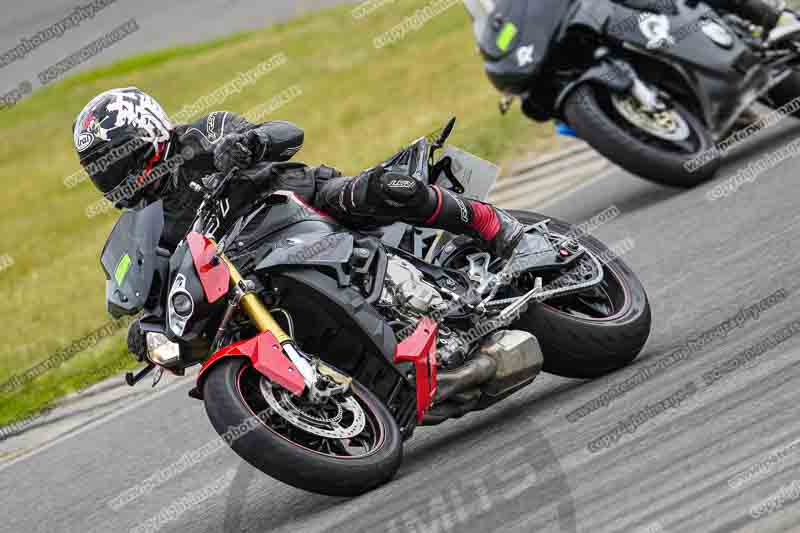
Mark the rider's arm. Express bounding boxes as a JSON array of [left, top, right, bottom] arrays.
[[221, 113, 305, 162]]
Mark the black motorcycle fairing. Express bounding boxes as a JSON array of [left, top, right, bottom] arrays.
[[570, 0, 771, 135], [226, 191, 343, 252], [221, 191, 354, 284], [101, 201, 165, 318], [609, 2, 765, 125], [217, 189, 402, 361], [255, 227, 355, 286], [479, 0, 574, 94], [382, 136, 431, 181]]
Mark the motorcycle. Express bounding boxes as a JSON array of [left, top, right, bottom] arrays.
[[100, 119, 651, 496], [464, 0, 800, 186]]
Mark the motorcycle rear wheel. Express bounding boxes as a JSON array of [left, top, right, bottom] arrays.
[[508, 211, 652, 379], [203, 358, 403, 496]]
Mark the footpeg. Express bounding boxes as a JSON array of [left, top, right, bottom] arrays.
[[125, 363, 155, 387]]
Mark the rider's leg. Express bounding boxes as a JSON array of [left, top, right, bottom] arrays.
[[314, 168, 525, 259], [729, 0, 781, 30], [714, 0, 800, 43]]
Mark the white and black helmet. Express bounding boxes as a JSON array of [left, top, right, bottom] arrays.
[[73, 87, 173, 206]]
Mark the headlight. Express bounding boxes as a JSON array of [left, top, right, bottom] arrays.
[[171, 292, 193, 317], [146, 333, 181, 366], [168, 274, 193, 336]]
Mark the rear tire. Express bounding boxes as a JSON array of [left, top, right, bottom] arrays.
[[509, 211, 652, 378], [203, 358, 403, 496], [563, 83, 719, 187]]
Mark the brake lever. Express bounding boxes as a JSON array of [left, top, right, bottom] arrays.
[[194, 166, 240, 199]]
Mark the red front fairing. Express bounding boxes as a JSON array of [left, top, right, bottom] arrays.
[[186, 231, 230, 304], [395, 317, 438, 422], [198, 330, 305, 396]]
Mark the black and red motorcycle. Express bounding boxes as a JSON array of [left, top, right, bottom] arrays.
[[101, 120, 651, 496]]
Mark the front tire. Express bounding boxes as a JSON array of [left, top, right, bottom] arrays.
[[203, 358, 403, 496], [509, 211, 652, 379], [563, 83, 719, 187]]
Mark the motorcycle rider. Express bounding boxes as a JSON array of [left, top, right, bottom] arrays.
[[72, 87, 525, 355]]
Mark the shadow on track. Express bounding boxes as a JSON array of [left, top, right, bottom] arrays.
[[221, 377, 584, 533]]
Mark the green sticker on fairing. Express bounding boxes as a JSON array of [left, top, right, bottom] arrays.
[[496, 22, 518, 51], [115, 254, 131, 285]]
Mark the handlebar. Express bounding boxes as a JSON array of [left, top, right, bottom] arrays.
[[188, 166, 240, 238], [191, 166, 239, 200]]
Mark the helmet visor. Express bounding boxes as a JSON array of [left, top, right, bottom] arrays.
[[89, 144, 160, 208]]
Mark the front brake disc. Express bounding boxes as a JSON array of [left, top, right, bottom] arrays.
[[259, 379, 366, 439], [611, 94, 691, 142]]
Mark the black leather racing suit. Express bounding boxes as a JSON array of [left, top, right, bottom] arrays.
[[153, 111, 312, 249], [150, 111, 513, 252]]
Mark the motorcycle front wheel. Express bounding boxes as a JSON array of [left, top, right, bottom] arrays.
[[563, 83, 719, 187], [203, 358, 403, 496]]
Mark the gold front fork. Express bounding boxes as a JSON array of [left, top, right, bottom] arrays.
[[220, 254, 292, 344], [220, 253, 350, 390]]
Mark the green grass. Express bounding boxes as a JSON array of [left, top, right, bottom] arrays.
[[0, 1, 558, 427]]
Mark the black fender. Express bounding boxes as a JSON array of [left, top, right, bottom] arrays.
[[269, 268, 418, 437], [555, 58, 634, 113]]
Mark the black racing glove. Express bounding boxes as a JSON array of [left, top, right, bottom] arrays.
[[126, 321, 147, 362], [213, 131, 268, 173]]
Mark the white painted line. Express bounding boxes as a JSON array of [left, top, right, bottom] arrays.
[[0, 378, 192, 473]]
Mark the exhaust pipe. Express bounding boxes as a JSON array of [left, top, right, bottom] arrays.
[[422, 397, 480, 425], [434, 354, 497, 403]]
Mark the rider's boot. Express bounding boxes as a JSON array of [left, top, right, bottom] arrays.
[[425, 186, 526, 260], [767, 10, 800, 45], [482, 206, 526, 260], [734, 0, 800, 45], [733, 0, 781, 32]]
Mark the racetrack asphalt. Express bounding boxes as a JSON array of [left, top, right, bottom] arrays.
[[4, 3, 800, 533]]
